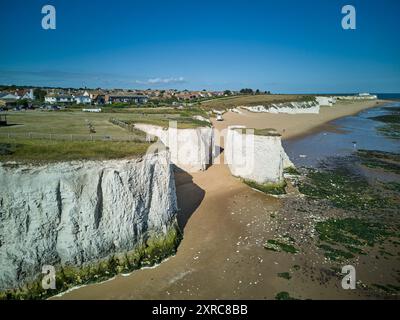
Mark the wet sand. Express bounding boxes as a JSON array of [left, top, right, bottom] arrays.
[[56, 100, 390, 300]]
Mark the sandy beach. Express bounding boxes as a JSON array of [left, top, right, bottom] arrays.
[[56, 99, 392, 300], [216, 99, 387, 140]]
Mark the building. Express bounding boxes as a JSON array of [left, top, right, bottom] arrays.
[[74, 95, 92, 104], [45, 94, 74, 104], [15, 89, 34, 100], [22, 89, 34, 100], [89, 92, 106, 105], [0, 93, 20, 101], [105, 94, 149, 104]]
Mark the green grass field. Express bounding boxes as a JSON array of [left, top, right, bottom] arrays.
[[1, 110, 207, 135], [0, 138, 150, 163], [201, 94, 315, 110], [0, 108, 210, 162]]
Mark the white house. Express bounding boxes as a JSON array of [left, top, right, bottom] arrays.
[[21, 89, 34, 100], [74, 95, 92, 104], [45, 94, 74, 104]]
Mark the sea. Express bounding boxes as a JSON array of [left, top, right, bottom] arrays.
[[283, 94, 400, 167]]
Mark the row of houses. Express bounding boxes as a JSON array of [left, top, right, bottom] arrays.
[[44, 91, 149, 105], [0, 89, 34, 102], [0, 87, 228, 107]]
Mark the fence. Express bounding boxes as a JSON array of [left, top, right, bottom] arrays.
[[109, 118, 134, 131], [0, 131, 153, 143]]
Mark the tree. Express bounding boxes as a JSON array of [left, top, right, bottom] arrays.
[[33, 88, 47, 101], [18, 99, 29, 108], [240, 88, 254, 95], [223, 90, 232, 96]]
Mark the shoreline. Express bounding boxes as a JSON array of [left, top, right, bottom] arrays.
[[283, 99, 392, 142], [214, 99, 389, 142]]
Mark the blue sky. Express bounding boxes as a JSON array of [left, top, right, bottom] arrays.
[[0, 0, 399, 93]]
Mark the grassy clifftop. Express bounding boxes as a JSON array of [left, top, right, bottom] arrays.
[[0, 139, 151, 163], [0, 108, 211, 162]]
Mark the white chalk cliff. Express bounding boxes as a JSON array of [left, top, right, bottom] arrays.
[[134, 123, 213, 172], [0, 151, 178, 291], [225, 126, 293, 184], [241, 100, 320, 114]]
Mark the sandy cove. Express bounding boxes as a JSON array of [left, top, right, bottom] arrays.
[[56, 100, 387, 300]]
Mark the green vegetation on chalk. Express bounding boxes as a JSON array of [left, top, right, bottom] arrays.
[[318, 244, 354, 261], [264, 239, 299, 254], [345, 245, 366, 255], [383, 181, 400, 192], [275, 291, 298, 300], [232, 127, 281, 137], [377, 124, 400, 139], [382, 107, 400, 113], [299, 167, 389, 210], [370, 109, 400, 139], [253, 128, 281, 137], [292, 265, 301, 271], [315, 218, 394, 261], [316, 218, 391, 247], [243, 179, 287, 195], [295, 149, 400, 264], [369, 114, 400, 124], [357, 150, 400, 174], [277, 272, 292, 280], [283, 166, 300, 175]]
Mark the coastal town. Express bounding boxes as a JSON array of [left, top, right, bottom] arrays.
[[0, 85, 378, 113], [0, 86, 236, 110], [1, 0, 399, 306]]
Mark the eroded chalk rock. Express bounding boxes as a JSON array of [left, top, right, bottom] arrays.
[[0, 151, 178, 291]]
